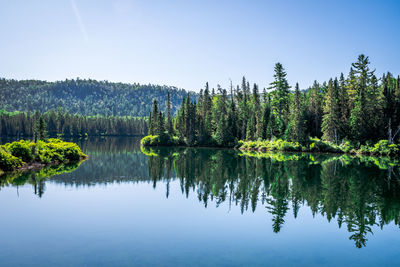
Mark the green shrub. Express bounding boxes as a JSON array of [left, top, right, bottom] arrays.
[[340, 141, 354, 153], [280, 140, 302, 152], [0, 148, 23, 171], [359, 145, 371, 154], [309, 138, 342, 153], [370, 140, 399, 156], [1, 139, 86, 172], [141, 134, 185, 147], [36, 140, 86, 162], [141, 135, 156, 146], [4, 140, 34, 162]]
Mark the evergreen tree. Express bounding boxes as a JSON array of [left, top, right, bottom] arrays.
[[166, 92, 173, 135], [149, 99, 159, 135], [308, 80, 323, 138], [260, 96, 271, 140], [338, 73, 350, 139], [349, 54, 374, 142], [34, 115, 47, 141], [289, 83, 307, 142], [269, 63, 290, 137], [322, 79, 341, 143]]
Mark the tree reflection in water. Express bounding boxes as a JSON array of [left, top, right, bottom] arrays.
[[2, 137, 400, 249], [144, 147, 400, 248]]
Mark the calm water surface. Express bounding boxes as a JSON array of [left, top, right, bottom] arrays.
[[1, 137, 400, 266]]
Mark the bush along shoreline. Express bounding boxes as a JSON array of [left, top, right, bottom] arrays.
[[141, 135, 400, 158], [0, 138, 87, 174], [238, 138, 399, 157]]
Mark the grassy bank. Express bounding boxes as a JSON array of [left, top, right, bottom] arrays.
[[0, 138, 87, 173]]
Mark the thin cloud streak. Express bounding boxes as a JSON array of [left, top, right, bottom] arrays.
[[70, 0, 88, 43]]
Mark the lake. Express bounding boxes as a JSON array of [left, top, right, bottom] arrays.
[[1, 137, 400, 266]]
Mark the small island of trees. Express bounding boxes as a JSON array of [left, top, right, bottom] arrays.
[[0, 118, 87, 174]]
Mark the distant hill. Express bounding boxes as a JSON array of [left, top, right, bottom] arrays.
[[0, 78, 197, 117]]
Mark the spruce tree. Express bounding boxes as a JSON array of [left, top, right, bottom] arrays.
[[338, 73, 349, 139], [289, 83, 306, 142], [309, 80, 323, 138], [150, 99, 159, 135], [349, 54, 374, 142], [214, 88, 229, 145], [269, 63, 290, 137], [166, 91, 173, 135], [260, 96, 271, 140], [34, 115, 47, 141], [322, 79, 340, 143]]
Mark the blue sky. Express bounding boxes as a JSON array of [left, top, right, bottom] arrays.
[[0, 0, 399, 91]]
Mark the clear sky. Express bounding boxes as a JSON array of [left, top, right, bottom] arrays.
[[1, 0, 399, 91]]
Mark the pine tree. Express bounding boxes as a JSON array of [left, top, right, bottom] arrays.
[[166, 91, 173, 135], [322, 79, 341, 143], [157, 111, 165, 136], [349, 54, 374, 142], [269, 63, 290, 137], [367, 75, 383, 141], [289, 83, 306, 142], [338, 73, 350, 139], [214, 88, 229, 145], [393, 75, 400, 132], [252, 83, 263, 139], [34, 115, 47, 141], [309, 80, 323, 138], [260, 96, 271, 140], [149, 99, 159, 135]]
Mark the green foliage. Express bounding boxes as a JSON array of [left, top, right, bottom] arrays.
[[140, 135, 183, 147], [239, 139, 303, 152], [308, 138, 342, 153], [239, 137, 400, 158], [0, 139, 87, 172], [0, 78, 195, 117], [0, 148, 23, 171], [35, 138, 87, 162], [3, 140, 34, 162], [340, 141, 354, 153], [369, 140, 399, 156], [0, 110, 148, 137], [321, 79, 341, 143]]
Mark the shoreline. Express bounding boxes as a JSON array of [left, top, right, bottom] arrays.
[[141, 136, 400, 158]]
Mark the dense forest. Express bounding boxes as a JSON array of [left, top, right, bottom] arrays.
[[145, 55, 400, 149], [0, 78, 196, 117], [0, 109, 147, 137]]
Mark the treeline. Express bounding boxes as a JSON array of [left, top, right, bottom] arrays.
[[0, 78, 196, 117], [0, 109, 147, 137], [146, 54, 400, 147]]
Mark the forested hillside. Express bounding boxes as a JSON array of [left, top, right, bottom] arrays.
[[0, 78, 196, 116]]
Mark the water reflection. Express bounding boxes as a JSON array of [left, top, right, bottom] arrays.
[[1, 137, 400, 249], [144, 147, 400, 248], [0, 162, 83, 197]]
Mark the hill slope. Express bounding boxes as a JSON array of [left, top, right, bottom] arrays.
[[0, 78, 196, 116]]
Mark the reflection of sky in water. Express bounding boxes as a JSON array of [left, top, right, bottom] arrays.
[[1, 137, 400, 266], [1, 181, 399, 266]]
